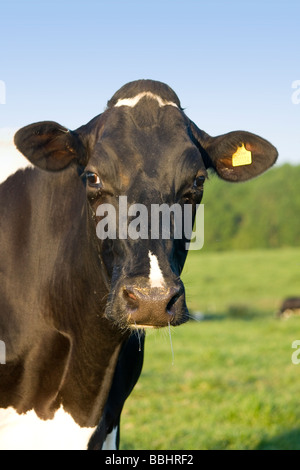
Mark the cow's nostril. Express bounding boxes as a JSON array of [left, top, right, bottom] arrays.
[[166, 288, 183, 315], [123, 288, 139, 311]]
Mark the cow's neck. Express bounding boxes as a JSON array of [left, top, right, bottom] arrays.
[[0, 168, 127, 428]]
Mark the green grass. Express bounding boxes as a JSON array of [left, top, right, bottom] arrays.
[[120, 248, 300, 450], [182, 247, 300, 313]]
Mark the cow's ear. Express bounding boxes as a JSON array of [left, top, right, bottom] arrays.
[[190, 122, 278, 182], [14, 121, 87, 171]]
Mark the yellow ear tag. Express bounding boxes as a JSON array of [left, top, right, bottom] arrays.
[[232, 144, 252, 167]]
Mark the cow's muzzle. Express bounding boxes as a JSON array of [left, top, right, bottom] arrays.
[[120, 282, 188, 328]]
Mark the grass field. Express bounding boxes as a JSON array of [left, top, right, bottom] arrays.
[[120, 248, 300, 450], [183, 247, 300, 314]]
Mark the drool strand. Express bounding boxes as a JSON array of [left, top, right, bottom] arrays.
[[168, 321, 175, 366], [135, 322, 142, 352]]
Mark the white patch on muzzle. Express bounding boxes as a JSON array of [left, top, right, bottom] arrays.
[[148, 252, 165, 288]]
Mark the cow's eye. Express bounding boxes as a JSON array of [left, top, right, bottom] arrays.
[[193, 174, 206, 188], [85, 172, 102, 188]]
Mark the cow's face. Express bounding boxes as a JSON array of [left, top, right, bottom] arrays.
[[81, 100, 206, 329], [14, 80, 278, 330]]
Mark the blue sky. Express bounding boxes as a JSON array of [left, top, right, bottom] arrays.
[[1, 0, 300, 175]]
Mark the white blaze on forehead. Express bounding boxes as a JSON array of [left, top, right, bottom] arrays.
[[114, 92, 178, 109], [148, 251, 165, 288]]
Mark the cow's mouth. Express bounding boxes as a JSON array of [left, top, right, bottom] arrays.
[[128, 315, 189, 330], [129, 323, 156, 330]]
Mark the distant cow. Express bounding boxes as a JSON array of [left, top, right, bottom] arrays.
[[0, 80, 278, 450], [278, 298, 300, 318]]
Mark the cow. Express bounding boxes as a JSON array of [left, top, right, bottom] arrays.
[[278, 298, 300, 318], [0, 80, 278, 450]]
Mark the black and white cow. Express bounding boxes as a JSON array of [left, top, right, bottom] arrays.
[[0, 80, 278, 449]]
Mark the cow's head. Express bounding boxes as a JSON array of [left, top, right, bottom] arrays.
[[14, 80, 278, 330]]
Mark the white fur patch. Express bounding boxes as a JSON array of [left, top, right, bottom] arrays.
[[114, 92, 178, 109], [101, 426, 118, 450], [148, 252, 165, 288], [0, 406, 95, 450]]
